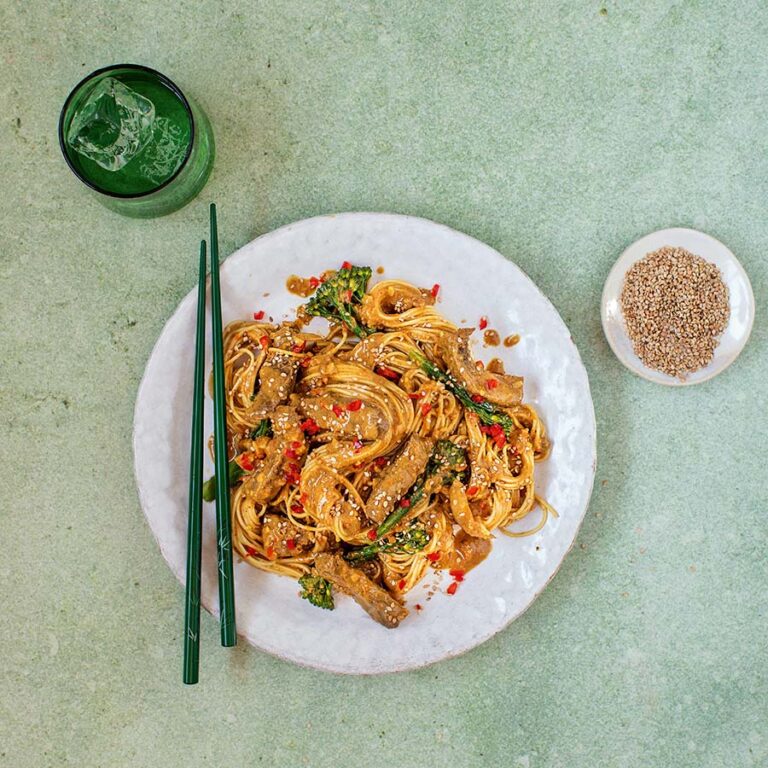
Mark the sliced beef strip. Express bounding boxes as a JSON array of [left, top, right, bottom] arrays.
[[314, 552, 408, 628], [365, 434, 433, 523], [242, 407, 304, 504], [437, 329, 523, 407]]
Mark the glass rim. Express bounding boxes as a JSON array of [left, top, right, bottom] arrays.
[[58, 63, 196, 200]]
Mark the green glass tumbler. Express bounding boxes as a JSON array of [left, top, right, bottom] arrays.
[[58, 64, 214, 218]]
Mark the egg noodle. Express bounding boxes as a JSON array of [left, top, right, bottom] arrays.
[[209, 264, 553, 627]]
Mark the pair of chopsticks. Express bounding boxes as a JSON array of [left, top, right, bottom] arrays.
[[183, 204, 237, 685]]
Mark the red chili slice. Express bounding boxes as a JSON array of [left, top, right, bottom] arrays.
[[471, 394, 484, 403], [397, 579, 406, 590], [308, 276, 320, 288], [430, 284, 440, 298], [245, 545, 258, 557], [376, 366, 400, 381], [286, 538, 296, 551], [259, 335, 270, 350], [374, 456, 388, 467], [291, 502, 303, 514], [408, 392, 422, 400], [331, 404, 343, 417], [399, 498, 411, 508], [253, 310, 265, 320], [291, 339, 306, 353], [347, 399, 362, 412], [341, 261, 352, 270], [426, 551, 441, 563], [447, 581, 459, 595], [485, 379, 499, 390], [367, 529, 377, 541], [479, 316, 488, 330], [449, 568, 465, 580], [300, 356, 312, 368], [299, 418, 320, 435], [421, 403, 432, 416], [415, 604, 423, 611], [284, 448, 297, 460], [466, 486, 479, 496], [235, 453, 254, 471]]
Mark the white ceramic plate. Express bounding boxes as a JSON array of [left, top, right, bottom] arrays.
[[133, 213, 596, 674], [601, 228, 755, 386]]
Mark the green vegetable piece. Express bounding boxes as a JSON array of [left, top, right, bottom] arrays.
[[345, 525, 430, 564], [298, 574, 334, 610], [376, 440, 467, 538], [202, 459, 245, 503], [248, 418, 272, 438], [304, 263, 373, 338], [410, 350, 514, 433]]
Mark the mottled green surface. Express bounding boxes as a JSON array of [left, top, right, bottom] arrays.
[[1, 2, 766, 766]]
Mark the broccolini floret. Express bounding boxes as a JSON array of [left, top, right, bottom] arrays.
[[304, 263, 372, 338], [298, 574, 335, 610]]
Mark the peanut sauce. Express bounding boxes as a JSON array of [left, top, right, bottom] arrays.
[[286, 270, 336, 297], [503, 334, 520, 347], [483, 329, 500, 346], [376, 266, 384, 274]]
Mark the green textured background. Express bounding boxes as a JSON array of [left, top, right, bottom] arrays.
[[1, 2, 766, 767]]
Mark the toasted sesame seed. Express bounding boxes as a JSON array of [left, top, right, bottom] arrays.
[[620, 246, 729, 379]]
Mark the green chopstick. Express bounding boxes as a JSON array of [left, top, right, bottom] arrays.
[[210, 203, 237, 647], [183, 240, 207, 684]]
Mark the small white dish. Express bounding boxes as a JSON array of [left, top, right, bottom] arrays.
[[601, 227, 755, 386]]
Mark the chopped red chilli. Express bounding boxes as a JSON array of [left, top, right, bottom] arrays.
[[398, 579, 406, 590], [253, 310, 265, 320], [479, 316, 488, 330], [299, 418, 320, 435], [421, 403, 432, 416], [284, 448, 297, 460], [259, 335, 270, 349], [331, 404, 344, 417], [367, 529, 377, 540], [286, 538, 296, 551], [374, 456, 388, 467], [485, 379, 499, 390], [308, 276, 320, 288], [431, 284, 440, 298], [426, 551, 441, 562], [342, 261, 353, 269], [347, 399, 362, 412], [466, 486, 479, 496], [471, 394, 484, 403], [245, 545, 258, 557], [408, 392, 422, 400], [376, 366, 400, 381], [447, 581, 459, 595], [399, 498, 411, 508], [449, 568, 465, 581]]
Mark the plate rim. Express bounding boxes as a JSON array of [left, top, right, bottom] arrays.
[[600, 226, 756, 387], [133, 211, 597, 674]]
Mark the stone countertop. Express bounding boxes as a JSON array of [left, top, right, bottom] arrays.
[[0, 2, 766, 767]]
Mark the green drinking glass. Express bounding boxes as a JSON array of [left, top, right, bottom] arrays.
[[58, 64, 214, 218]]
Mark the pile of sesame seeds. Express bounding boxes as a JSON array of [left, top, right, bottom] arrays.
[[620, 246, 730, 379]]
